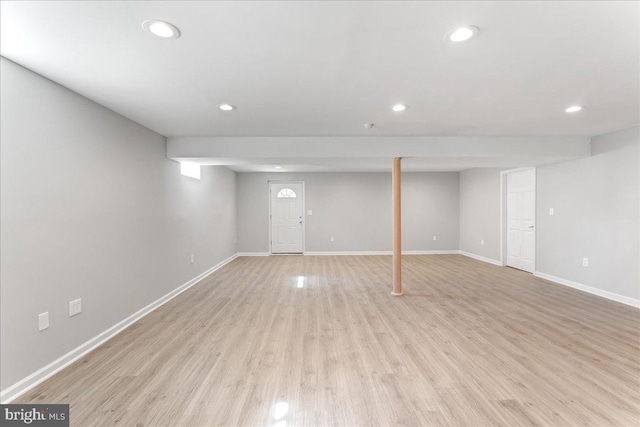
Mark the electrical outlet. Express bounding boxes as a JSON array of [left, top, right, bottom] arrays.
[[433, 235, 437, 241], [69, 299, 82, 317], [38, 312, 49, 331], [549, 208, 555, 216], [481, 239, 485, 245], [330, 236, 334, 242], [190, 254, 194, 263], [582, 258, 589, 267], [307, 210, 313, 216]]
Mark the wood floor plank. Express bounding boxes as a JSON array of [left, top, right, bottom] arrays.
[[15, 255, 640, 426]]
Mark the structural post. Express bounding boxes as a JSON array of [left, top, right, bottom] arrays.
[[392, 157, 403, 296]]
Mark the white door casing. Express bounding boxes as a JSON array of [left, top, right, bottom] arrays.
[[506, 169, 536, 272], [270, 182, 304, 254]]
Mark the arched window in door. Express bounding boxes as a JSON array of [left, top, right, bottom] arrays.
[[276, 188, 297, 198]]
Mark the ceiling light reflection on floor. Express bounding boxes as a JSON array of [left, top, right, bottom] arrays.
[[274, 401, 289, 420]]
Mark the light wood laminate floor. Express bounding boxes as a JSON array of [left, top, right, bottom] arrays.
[[17, 255, 640, 426]]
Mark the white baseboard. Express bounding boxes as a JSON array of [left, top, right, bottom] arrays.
[[240, 250, 461, 256], [458, 251, 503, 266], [237, 252, 270, 257], [534, 272, 640, 309], [305, 251, 391, 256], [0, 253, 239, 404], [304, 250, 460, 256], [403, 250, 460, 255]]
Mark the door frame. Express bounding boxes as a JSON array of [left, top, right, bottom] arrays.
[[499, 167, 536, 270], [268, 180, 305, 254]]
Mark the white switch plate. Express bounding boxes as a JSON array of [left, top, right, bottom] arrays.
[[433, 235, 437, 241], [39, 312, 49, 331], [330, 236, 334, 242], [481, 240, 485, 245], [69, 299, 82, 317], [190, 254, 194, 263], [549, 208, 555, 216], [582, 258, 589, 267], [307, 210, 313, 215]]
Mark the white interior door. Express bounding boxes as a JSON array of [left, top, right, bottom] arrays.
[[270, 182, 304, 254], [506, 169, 536, 272]]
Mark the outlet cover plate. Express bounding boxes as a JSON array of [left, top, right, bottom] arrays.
[[69, 299, 82, 317], [38, 312, 49, 331]]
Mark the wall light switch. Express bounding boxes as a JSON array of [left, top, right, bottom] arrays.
[[481, 240, 485, 246], [549, 208, 555, 216], [307, 210, 313, 216], [433, 235, 437, 241], [39, 312, 49, 331], [330, 236, 334, 242], [582, 258, 589, 267]]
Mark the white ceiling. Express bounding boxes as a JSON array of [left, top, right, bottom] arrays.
[[1, 1, 638, 171]]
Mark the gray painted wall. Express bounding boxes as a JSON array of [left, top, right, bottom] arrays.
[[237, 172, 459, 253], [459, 168, 504, 261], [0, 58, 237, 390], [537, 126, 639, 300]]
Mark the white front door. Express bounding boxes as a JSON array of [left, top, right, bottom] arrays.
[[506, 169, 536, 272], [270, 182, 304, 254]]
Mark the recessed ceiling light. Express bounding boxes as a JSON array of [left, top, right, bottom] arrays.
[[142, 20, 181, 39], [565, 105, 583, 113], [275, 166, 282, 169], [446, 25, 479, 42], [391, 104, 408, 112], [217, 104, 236, 111]]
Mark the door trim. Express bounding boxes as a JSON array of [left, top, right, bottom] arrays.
[[500, 167, 536, 270], [268, 180, 305, 254]]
